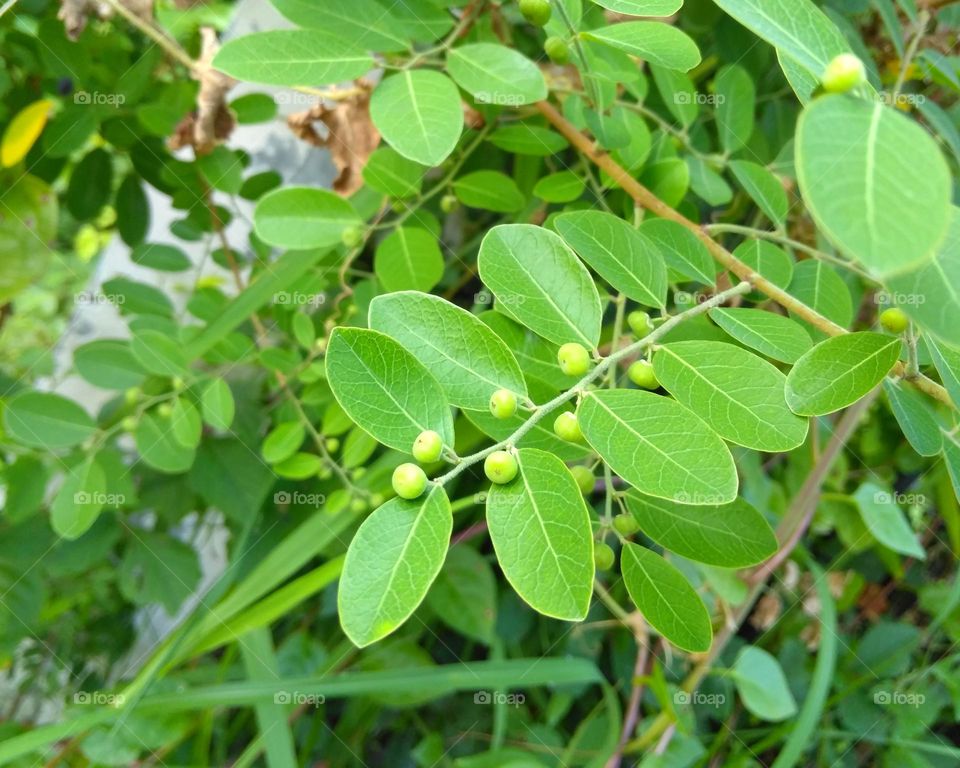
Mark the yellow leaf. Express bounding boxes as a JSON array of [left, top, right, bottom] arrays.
[[1, 99, 54, 168]]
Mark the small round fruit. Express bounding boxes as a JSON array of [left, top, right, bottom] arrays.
[[392, 463, 428, 500], [413, 430, 444, 463], [880, 307, 910, 334], [613, 513, 640, 537], [519, 0, 551, 26], [121, 416, 138, 433], [554, 411, 584, 442], [341, 226, 363, 248], [325, 437, 340, 453], [489, 388, 518, 420], [822, 53, 866, 94], [440, 194, 459, 213], [172, 376, 186, 392], [124, 387, 140, 405], [484, 450, 519, 484], [558, 342, 591, 376], [628, 359, 659, 390], [594, 542, 615, 571], [627, 310, 654, 338], [544, 36, 569, 64], [350, 498, 368, 513], [157, 403, 173, 419], [570, 465, 595, 496]]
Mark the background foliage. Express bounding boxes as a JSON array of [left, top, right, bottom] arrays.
[[1, 0, 960, 765]]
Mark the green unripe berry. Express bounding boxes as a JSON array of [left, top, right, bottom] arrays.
[[821, 53, 866, 94], [412, 430, 444, 463], [325, 437, 340, 453], [880, 307, 910, 334], [594, 542, 615, 571], [558, 342, 591, 377], [172, 376, 186, 392], [352, 467, 367, 479], [570, 465, 595, 496], [628, 359, 659, 390], [318, 467, 333, 480], [627, 310, 654, 338], [350, 498, 367, 513], [341, 226, 363, 248], [544, 36, 569, 64], [392, 463, 428, 499], [613, 513, 640, 537], [484, 450, 519, 484], [124, 387, 140, 405], [553, 411, 583, 443], [370, 493, 385, 507], [519, 0, 551, 26], [157, 403, 173, 419], [121, 416, 138, 433], [440, 194, 459, 213], [489, 388, 518, 420]]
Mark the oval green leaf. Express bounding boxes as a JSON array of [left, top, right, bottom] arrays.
[[3, 392, 96, 450], [709, 308, 813, 365], [447, 43, 547, 106], [254, 187, 360, 250]]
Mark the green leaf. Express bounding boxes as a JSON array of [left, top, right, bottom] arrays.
[[212, 31, 373, 86], [883, 380, 942, 457], [533, 171, 586, 203], [555, 211, 667, 308], [485, 449, 594, 621], [488, 124, 569, 156], [370, 71, 464, 166], [625, 492, 778, 568], [73, 340, 146, 390], [201, 378, 235, 431], [66, 148, 112, 221], [654, 341, 808, 451], [3, 392, 95, 450], [578, 390, 738, 504], [785, 332, 900, 416], [709, 308, 813, 364], [478, 224, 602, 348], [261, 422, 305, 464], [715, 64, 756, 154], [735, 239, 794, 291], [116, 174, 149, 246], [447, 43, 547, 106], [268, 0, 409, 52], [853, 482, 925, 559], [362, 147, 425, 199], [51, 460, 107, 540], [588, 0, 681, 15], [884, 207, 960, 347], [787, 260, 853, 330], [339, 485, 452, 647], [943, 430, 960, 504], [131, 243, 192, 272], [712, 0, 848, 79], [130, 329, 189, 377], [687, 155, 733, 206], [729, 161, 788, 228], [170, 397, 202, 449], [425, 545, 497, 644], [369, 291, 527, 410], [583, 22, 701, 72], [373, 227, 444, 293], [638, 218, 715, 285], [119, 532, 202, 613], [927, 339, 960, 408], [253, 187, 360, 250], [101, 277, 173, 317], [273, 453, 322, 480], [621, 543, 712, 652], [325, 327, 454, 452], [733, 646, 798, 722], [796, 95, 951, 279], [453, 171, 526, 213], [134, 411, 196, 474]]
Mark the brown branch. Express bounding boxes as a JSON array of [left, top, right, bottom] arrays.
[[534, 100, 952, 410]]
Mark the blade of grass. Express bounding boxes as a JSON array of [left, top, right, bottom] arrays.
[[239, 628, 297, 768]]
